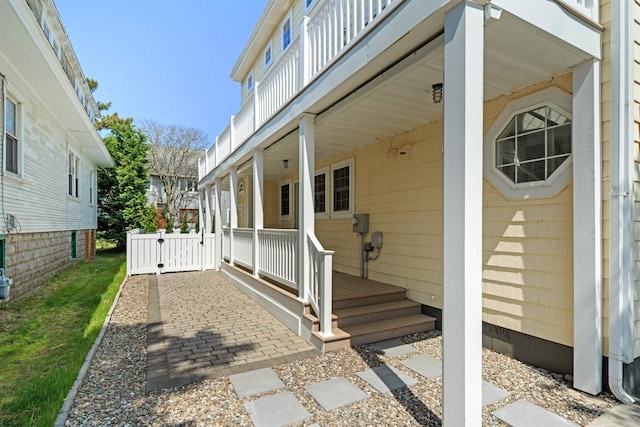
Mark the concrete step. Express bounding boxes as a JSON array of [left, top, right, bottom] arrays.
[[312, 314, 436, 352]]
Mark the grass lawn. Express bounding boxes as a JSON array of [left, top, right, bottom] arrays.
[[0, 248, 126, 427]]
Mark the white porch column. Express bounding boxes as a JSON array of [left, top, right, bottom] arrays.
[[573, 58, 602, 395], [198, 188, 206, 271], [298, 114, 316, 302], [443, 2, 484, 426], [253, 150, 264, 278], [205, 185, 213, 234], [229, 168, 239, 266], [214, 179, 223, 269]]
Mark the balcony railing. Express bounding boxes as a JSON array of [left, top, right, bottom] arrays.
[[199, 0, 401, 180], [199, 0, 598, 180]]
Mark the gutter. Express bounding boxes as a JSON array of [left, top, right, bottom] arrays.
[[608, 0, 635, 405]]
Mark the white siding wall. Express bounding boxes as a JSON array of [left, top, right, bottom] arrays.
[[1, 53, 98, 234]]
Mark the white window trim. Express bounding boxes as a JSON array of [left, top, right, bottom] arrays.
[[279, 179, 292, 221], [314, 166, 330, 219], [264, 42, 273, 68], [281, 10, 293, 53], [484, 87, 573, 200], [4, 93, 23, 178], [68, 150, 80, 199], [305, 0, 319, 12], [330, 157, 355, 219]]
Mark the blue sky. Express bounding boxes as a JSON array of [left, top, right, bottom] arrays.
[[55, 0, 265, 148]]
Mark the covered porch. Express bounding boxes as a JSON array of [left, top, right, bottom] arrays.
[[199, 0, 603, 423]]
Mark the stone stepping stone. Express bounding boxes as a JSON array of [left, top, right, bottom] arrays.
[[400, 354, 442, 378], [356, 365, 417, 393], [482, 380, 510, 407], [371, 338, 417, 357], [229, 367, 284, 398], [244, 391, 311, 427], [492, 399, 579, 427], [305, 377, 369, 411]]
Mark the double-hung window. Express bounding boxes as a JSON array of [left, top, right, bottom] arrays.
[[264, 43, 272, 68], [4, 98, 18, 175], [68, 152, 79, 198], [280, 182, 291, 218], [330, 158, 354, 217], [282, 14, 291, 51]]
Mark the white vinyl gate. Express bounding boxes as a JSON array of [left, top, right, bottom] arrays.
[[126, 230, 217, 275]]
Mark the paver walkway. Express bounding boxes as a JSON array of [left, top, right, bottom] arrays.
[[146, 270, 317, 391]]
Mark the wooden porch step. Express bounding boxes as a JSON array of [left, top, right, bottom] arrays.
[[332, 288, 407, 310], [312, 314, 436, 352], [334, 299, 423, 327]]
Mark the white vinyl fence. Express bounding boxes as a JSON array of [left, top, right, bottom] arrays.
[[126, 229, 216, 275]]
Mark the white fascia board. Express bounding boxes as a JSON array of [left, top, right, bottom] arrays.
[[230, 0, 291, 82], [492, 0, 601, 60]]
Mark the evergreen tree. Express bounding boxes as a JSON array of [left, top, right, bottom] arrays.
[[98, 118, 149, 249]]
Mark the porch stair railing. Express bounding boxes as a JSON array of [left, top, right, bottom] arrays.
[[307, 231, 335, 337]]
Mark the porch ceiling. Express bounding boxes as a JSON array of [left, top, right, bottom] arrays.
[[244, 9, 594, 182]]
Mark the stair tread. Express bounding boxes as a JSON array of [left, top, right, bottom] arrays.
[[334, 299, 421, 318], [341, 314, 435, 335], [333, 288, 406, 302], [313, 314, 435, 343]]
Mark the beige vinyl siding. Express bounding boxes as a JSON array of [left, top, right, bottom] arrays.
[[482, 75, 574, 346], [264, 180, 280, 228], [632, 0, 640, 358], [0, 55, 97, 235]]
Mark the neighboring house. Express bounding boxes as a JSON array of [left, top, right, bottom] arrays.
[[197, 0, 639, 419], [0, 0, 112, 298], [146, 147, 203, 230]]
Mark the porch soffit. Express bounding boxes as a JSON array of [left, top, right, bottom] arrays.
[[211, 1, 600, 184]]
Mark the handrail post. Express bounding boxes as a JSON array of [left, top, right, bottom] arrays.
[[229, 115, 236, 151], [319, 249, 334, 337], [214, 136, 219, 168], [299, 16, 310, 89], [253, 81, 261, 130]]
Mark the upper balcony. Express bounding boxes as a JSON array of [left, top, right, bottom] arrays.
[[199, 0, 600, 183]]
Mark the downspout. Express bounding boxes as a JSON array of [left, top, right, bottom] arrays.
[[608, 0, 635, 405]]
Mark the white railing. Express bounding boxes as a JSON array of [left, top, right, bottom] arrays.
[[307, 0, 394, 75], [258, 229, 298, 289], [307, 231, 334, 337], [234, 101, 255, 148], [198, 0, 399, 181], [232, 228, 254, 269], [222, 227, 230, 260], [217, 125, 232, 164], [257, 36, 301, 124]]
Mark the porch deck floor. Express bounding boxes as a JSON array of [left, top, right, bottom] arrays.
[[332, 271, 405, 302]]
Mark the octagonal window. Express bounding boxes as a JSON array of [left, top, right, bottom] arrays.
[[495, 106, 571, 185]]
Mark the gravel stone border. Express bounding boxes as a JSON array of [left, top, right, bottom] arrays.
[[64, 274, 619, 426]]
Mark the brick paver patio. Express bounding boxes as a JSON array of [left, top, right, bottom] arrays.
[[146, 270, 317, 391]]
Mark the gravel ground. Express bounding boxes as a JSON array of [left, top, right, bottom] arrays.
[[65, 275, 618, 426]]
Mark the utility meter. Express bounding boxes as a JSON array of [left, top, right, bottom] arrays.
[[352, 213, 369, 233]]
